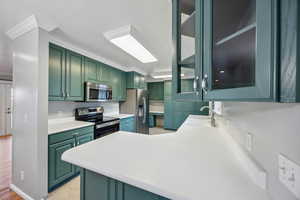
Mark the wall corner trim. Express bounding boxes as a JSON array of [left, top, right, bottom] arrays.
[[218, 119, 268, 190], [10, 184, 35, 200]]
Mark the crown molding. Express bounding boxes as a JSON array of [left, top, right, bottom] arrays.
[[6, 15, 57, 40]]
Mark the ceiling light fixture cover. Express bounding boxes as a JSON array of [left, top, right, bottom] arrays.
[[153, 74, 184, 79], [104, 25, 158, 63]]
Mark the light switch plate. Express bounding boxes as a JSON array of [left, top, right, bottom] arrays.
[[279, 154, 300, 198]]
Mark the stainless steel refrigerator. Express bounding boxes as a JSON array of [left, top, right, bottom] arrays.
[[120, 89, 149, 134]]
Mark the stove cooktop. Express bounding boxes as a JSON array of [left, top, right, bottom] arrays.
[[84, 116, 119, 124]]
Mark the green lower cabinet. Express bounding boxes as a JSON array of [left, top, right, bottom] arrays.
[[48, 126, 94, 192], [149, 114, 155, 128], [120, 117, 135, 132], [81, 169, 169, 200], [164, 80, 209, 130], [48, 139, 76, 191]]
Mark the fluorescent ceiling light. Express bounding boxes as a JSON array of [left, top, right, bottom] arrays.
[[153, 74, 184, 79], [105, 25, 157, 63]]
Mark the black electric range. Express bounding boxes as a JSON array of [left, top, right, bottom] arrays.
[[75, 107, 120, 139]]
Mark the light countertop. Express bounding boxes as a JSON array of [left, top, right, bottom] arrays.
[[48, 118, 94, 135], [62, 115, 270, 200], [105, 114, 135, 119], [149, 110, 164, 115]]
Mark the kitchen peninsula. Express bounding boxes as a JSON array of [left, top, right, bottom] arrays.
[[62, 115, 270, 200]]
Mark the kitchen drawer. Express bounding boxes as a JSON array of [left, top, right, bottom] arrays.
[[49, 126, 94, 145]]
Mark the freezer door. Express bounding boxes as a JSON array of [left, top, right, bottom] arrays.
[[136, 89, 149, 134]]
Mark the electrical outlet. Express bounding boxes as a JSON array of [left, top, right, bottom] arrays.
[[20, 171, 24, 181], [278, 154, 300, 198], [246, 133, 253, 152]]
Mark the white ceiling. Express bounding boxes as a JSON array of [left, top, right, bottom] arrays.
[[0, 0, 173, 76]]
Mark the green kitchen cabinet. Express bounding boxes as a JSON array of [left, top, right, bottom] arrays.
[[48, 138, 76, 191], [164, 80, 208, 130], [99, 63, 112, 83], [84, 57, 99, 82], [49, 43, 66, 101], [49, 43, 84, 101], [172, 0, 279, 102], [127, 71, 146, 89], [65, 50, 84, 101], [48, 126, 94, 192], [148, 82, 164, 101], [120, 71, 127, 101], [120, 117, 136, 132], [110, 68, 127, 101], [81, 169, 169, 200]]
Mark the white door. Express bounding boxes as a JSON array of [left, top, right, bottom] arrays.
[[0, 82, 12, 136], [5, 85, 12, 134]]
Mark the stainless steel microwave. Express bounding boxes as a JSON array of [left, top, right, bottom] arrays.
[[85, 82, 112, 102]]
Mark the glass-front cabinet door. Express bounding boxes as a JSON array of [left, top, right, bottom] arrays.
[[172, 0, 203, 101], [202, 0, 278, 101]]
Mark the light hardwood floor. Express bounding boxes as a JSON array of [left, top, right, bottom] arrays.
[[0, 135, 12, 192], [0, 189, 23, 200]]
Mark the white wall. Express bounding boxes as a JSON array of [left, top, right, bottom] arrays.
[[48, 101, 120, 119], [222, 102, 300, 200], [12, 28, 48, 199]]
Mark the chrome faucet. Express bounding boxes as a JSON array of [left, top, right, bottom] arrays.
[[200, 101, 216, 127]]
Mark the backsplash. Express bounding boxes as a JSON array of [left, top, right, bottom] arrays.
[[48, 101, 119, 120], [221, 102, 300, 200]]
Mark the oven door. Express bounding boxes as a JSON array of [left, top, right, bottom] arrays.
[[94, 121, 120, 139], [85, 82, 112, 102]]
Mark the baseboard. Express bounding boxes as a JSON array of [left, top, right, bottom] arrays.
[[10, 184, 35, 200]]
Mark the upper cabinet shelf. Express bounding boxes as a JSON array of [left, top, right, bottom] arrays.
[[216, 23, 256, 46], [172, 0, 300, 102], [181, 11, 195, 37]]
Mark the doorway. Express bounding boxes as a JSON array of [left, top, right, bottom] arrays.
[[0, 81, 12, 193], [0, 82, 12, 136]]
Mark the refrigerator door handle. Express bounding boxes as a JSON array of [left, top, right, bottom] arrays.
[[143, 97, 146, 124]]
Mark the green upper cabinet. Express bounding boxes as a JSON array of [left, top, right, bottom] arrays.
[[49, 43, 84, 101], [84, 57, 99, 82], [148, 82, 164, 101], [172, 0, 203, 101], [49, 44, 66, 101], [126, 71, 146, 89], [202, 0, 278, 101], [49, 43, 127, 102], [110, 68, 127, 101], [65, 50, 84, 101], [99, 63, 112, 83], [172, 0, 280, 102]]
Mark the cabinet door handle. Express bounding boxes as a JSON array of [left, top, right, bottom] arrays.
[[72, 132, 79, 136], [193, 76, 199, 94], [201, 74, 208, 94]]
